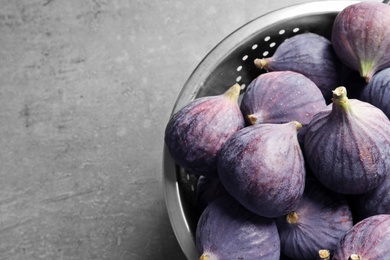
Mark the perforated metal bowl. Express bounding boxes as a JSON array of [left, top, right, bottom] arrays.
[[163, 1, 362, 259]]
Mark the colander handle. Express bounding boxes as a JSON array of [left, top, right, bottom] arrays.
[[383, 0, 390, 4]]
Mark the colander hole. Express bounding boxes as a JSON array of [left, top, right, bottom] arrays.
[[242, 55, 248, 61], [293, 27, 300, 33], [264, 36, 271, 42], [240, 84, 246, 90], [263, 51, 269, 57], [191, 185, 195, 192], [270, 42, 276, 48], [237, 66, 242, 72], [236, 76, 242, 82], [279, 29, 285, 35], [252, 44, 258, 50], [186, 174, 190, 180]]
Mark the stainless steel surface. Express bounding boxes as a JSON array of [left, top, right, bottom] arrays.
[[163, 1, 361, 259]]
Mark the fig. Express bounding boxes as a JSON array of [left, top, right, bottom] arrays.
[[332, 214, 390, 260], [217, 121, 305, 218], [275, 178, 353, 260], [164, 84, 245, 177], [195, 195, 280, 260], [360, 67, 390, 119], [254, 32, 345, 102], [240, 71, 327, 125], [352, 174, 390, 222], [304, 86, 390, 194], [331, 2, 390, 82], [195, 175, 227, 213]]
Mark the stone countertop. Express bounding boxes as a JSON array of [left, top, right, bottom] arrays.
[[0, 0, 361, 259]]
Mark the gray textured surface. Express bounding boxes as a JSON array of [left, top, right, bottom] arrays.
[[0, 0, 358, 259]]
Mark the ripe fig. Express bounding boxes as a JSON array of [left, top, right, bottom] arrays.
[[275, 178, 353, 260], [360, 67, 390, 119], [240, 71, 326, 125], [164, 84, 245, 177], [352, 174, 390, 222], [331, 2, 390, 82], [254, 32, 345, 102], [218, 121, 305, 218], [332, 214, 390, 260], [196, 175, 227, 213], [195, 195, 280, 260], [304, 86, 390, 194]]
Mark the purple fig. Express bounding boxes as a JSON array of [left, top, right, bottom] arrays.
[[195, 175, 227, 213], [331, 2, 390, 82], [352, 173, 390, 222], [254, 32, 345, 102], [275, 178, 353, 260], [217, 121, 305, 218], [240, 71, 327, 125], [360, 67, 390, 119], [332, 214, 390, 260], [164, 84, 245, 177], [304, 86, 390, 194], [195, 195, 280, 260]]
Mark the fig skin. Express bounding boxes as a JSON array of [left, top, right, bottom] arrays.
[[275, 178, 353, 260], [352, 174, 390, 222], [360, 67, 390, 119], [304, 86, 390, 194], [331, 2, 390, 82], [240, 71, 327, 125], [195, 175, 228, 213], [195, 195, 280, 260], [217, 121, 305, 218], [164, 84, 245, 177], [332, 214, 390, 260], [254, 32, 345, 102]]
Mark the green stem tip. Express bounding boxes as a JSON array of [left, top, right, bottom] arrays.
[[332, 86, 351, 111], [293, 121, 302, 131], [332, 86, 348, 102], [200, 254, 210, 260], [224, 83, 241, 102], [254, 58, 268, 69]]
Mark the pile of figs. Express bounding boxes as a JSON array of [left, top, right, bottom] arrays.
[[165, 2, 390, 260]]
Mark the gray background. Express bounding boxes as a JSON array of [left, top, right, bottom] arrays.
[[0, 0, 373, 259]]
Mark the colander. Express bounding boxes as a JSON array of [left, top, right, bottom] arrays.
[[163, 1, 389, 259]]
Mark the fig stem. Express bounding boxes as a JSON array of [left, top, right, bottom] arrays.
[[247, 114, 258, 125], [199, 254, 210, 260], [348, 254, 362, 260], [286, 211, 299, 224], [254, 58, 268, 69], [360, 61, 374, 83], [318, 249, 330, 260], [293, 121, 302, 130], [200, 252, 219, 260], [224, 83, 241, 102], [332, 86, 351, 112]]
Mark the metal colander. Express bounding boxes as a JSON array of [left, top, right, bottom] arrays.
[[163, 1, 387, 259]]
